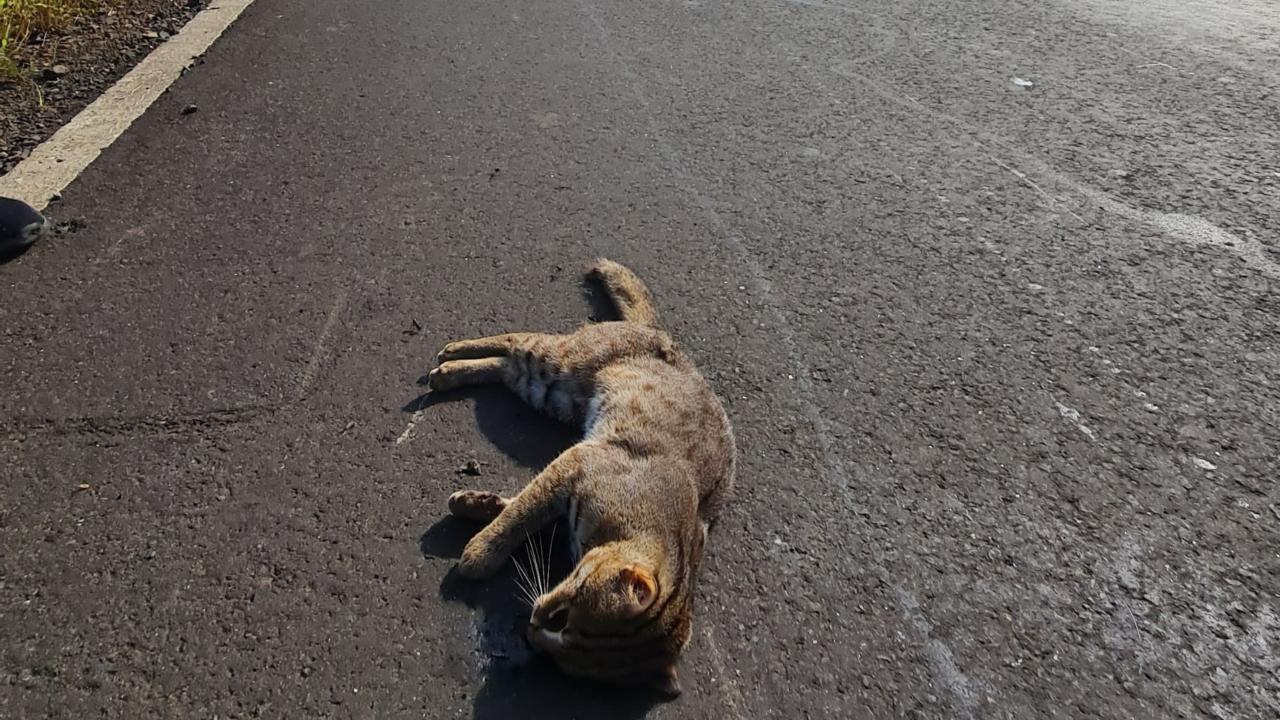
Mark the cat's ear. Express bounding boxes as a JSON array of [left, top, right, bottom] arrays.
[[652, 665, 682, 698], [617, 565, 657, 613]]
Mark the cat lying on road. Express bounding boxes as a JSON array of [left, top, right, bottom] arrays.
[[429, 259, 736, 697]]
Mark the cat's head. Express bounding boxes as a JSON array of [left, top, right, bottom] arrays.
[[526, 546, 690, 697]]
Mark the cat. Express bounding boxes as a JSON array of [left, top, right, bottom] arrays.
[[428, 259, 736, 697]]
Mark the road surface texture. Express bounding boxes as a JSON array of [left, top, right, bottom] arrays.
[[2, 0, 1277, 718]]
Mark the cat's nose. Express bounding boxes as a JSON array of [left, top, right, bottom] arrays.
[[543, 605, 569, 632]]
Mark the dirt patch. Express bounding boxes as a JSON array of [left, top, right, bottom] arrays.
[[0, 0, 208, 174]]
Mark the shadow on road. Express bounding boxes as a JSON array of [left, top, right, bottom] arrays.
[[580, 273, 621, 324], [420, 517, 660, 720], [403, 382, 578, 471], [400, 269, 622, 468]]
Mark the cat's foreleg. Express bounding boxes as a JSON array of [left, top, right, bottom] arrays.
[[452, 443, 595, 579]]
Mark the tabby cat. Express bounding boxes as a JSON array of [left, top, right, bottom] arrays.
[[429, 259, 736, 696]]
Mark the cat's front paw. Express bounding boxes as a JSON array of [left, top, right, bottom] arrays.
[[449, 490, 506, 522], [436, 341, 466, 364], [457, 535, 504, 579]]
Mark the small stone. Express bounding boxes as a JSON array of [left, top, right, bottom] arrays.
[[458, 460, 482, 476], [181, 104, 199, 115], [143, 30, 160, 38], [38, 65, 70, 81], [159, 30, 171, 39]]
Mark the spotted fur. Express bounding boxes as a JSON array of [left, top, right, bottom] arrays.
[[430, 259, 736, 696]]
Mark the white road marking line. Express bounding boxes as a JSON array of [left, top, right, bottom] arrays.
[[0, 0, 258, 209]]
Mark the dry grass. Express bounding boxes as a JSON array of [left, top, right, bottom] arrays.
[[0, 0, 104, 77]]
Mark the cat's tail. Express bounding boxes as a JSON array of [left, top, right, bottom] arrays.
[[586, 258, 663, 328]]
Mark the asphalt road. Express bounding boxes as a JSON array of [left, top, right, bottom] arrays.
[[2, 0, 1277, 718]]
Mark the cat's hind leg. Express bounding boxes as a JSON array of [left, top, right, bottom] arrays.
[[437, 332, 548, 363], [427, 357, 507, 392]]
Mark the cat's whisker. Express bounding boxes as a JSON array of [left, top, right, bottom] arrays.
[[513, 560, 533, 598], [536, 529, 548, 596], [516, 579, 535, 608], [543, 524, 557, 596], [530, 530, 546, 597], [522, 531, 546, 604], [514, 566, 536, 608], [513, 544, 539, 607]]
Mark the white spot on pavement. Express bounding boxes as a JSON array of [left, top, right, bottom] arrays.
[[1055, 401, 1098, 441], [395, 409, 425, 446], [1191, 456, 1218, 471]]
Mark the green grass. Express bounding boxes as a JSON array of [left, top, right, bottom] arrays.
[[0, 0, 103, 78]]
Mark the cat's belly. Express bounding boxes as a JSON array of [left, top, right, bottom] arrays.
[[581, 395, 605, 439]]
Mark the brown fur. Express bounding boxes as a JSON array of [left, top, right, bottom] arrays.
[[429, 259, 736, 696]]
